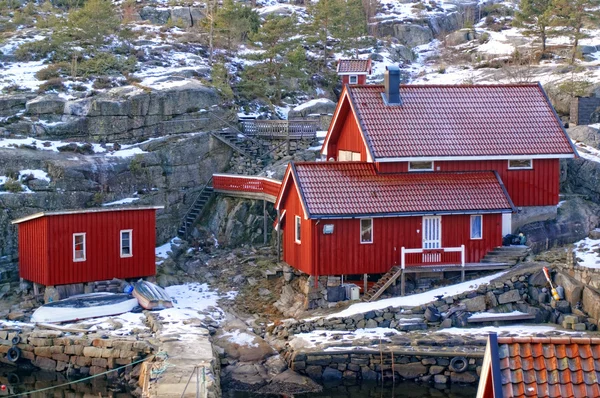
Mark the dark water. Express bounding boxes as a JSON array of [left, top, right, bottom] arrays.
[[0, 366, 134, 397], [224, 380, 478, 398]]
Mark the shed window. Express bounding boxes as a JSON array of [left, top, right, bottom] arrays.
[[349, 75, 358, 84], [338, 150, 361, 161], [360, 218, 373, 243], [295, 216, 301, 244], [408, 161, 434, 171], [508, 159, 532, 169], [471, 215, 482, 240], [120, 229, 132, 258], [73, 233, 86, 262]]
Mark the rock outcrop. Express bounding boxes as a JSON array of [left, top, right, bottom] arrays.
[[567, 125, 600, 149], [5, 80, 225, 144]]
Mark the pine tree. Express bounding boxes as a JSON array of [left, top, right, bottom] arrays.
[[66, 0, 119, 46], [513, 0, 554, 54], [551, 0, 600, 63], [214, 0, 260, 50]]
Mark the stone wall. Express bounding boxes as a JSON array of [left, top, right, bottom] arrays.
[[281, 349, 483, 385], [270, 265, 597, 339], [0, 329, 154, 377]]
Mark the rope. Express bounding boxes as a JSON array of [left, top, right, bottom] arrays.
[[4, 355, 153, 397]]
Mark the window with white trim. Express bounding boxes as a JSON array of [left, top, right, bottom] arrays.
[[470, 215, 483, 240], [360, 218, 373, 243], [351, 152, 361, 161], [408, 161, 434, 171], [338, 150, 361, 161], [120, 229, 133, 257], [508, 159, 532, 169], [73, 233, 86, 262], [295, 216, 301, 244], [349, 75, 358, 84]]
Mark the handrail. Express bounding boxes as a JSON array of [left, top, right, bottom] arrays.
[[400, 245, 466, 269], [212, 174, 282, 203], [179, 177, 213, 240]]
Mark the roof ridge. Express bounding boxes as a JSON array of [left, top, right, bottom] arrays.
[[351, 83, 541, 88]]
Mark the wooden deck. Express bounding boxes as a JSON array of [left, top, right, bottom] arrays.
[[402, 262, 511, 273]]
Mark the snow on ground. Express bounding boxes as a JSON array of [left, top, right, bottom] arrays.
[[221, 331, 259, 347], [19, 169, 50, 182], [293, 98, 332, 112], [317, 270, 509, 320], [102, 197, 139, 206], [436, 325, 575, 336], [289, 327, 401, 350], [476, 28, 520, 56], [0, 60, 47, 91], [573, 237, 600, 269], [155, 237, 180, 264], [574, 142, 600, 164], [468, 310, 527, 320], [106, 147, 147, 158]]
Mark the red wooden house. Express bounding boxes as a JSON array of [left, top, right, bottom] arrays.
[[337, 59, 372, 85], [477, 334, 600, 398], [12, 206, 162, 286], [274, 66, 577, 279]]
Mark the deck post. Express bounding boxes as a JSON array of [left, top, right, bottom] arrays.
[[276, 209, 281, 261], [263, 199, 267, 245], [286, 123, 290, 156], [400, 247, 406, 296], [460, 244, 465, 282], [363, 273, 367, 296]]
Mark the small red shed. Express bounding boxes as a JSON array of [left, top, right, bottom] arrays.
[[12, 206, 162, 286], [336, 59, 372, 85]]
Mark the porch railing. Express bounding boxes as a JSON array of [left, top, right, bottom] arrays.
[[212, 173, 282, 203], [400, 245, 465, 269]]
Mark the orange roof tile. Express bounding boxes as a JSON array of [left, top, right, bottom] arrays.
[[488, 336, 600, 398], [337, 59, 372, 74]]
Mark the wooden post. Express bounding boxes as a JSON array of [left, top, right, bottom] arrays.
[[263, 199, 267, 245], [196, 366, 200, 398], [286, 123, 290, 156], [460, 244, 465, 282], [363, 273, 367, 296], [276, 209, 281, 261], [400, 271, 405, 297]]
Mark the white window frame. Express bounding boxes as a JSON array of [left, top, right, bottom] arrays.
[[73, 233, 86, 262], [120, 229, 133, 258], [295, 216, 301, 244], [408, 161, 434, 171], [508, 159, 533, 170], [470, 215, 483, 240], [360, 218, 373, 244], [351, 152, 361, 161], [349, 75, 358, 84]]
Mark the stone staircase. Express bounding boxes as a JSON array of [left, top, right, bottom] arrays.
[[177, 179, 214, 239], [361, 266, 403, 302], [480, 246, 530, 266]]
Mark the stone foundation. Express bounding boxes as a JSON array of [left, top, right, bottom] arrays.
[[0, 329, 154, 377], [281, 347, 484, 385]]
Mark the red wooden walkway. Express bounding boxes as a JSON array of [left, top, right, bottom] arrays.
[[212, 174, 282, 203]]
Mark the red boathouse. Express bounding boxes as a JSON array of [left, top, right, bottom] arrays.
[[12, 206, 162, 286]]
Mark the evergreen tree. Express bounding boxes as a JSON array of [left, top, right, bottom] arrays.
[[551, 0, 600, 63], [214, 0, 260, 50], [66, 0, 119, 46], [330, 0, 368, 55], [513, 0, 554, 54]]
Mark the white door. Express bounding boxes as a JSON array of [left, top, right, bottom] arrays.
[[422, 216, 441, 262]]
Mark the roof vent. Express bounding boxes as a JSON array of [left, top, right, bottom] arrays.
[[382, 65, 402, 106]]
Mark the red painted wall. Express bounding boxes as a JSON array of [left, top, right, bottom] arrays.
[[376, 159, 559, 206], [18, 217, 49, 285], [327, 111, 368, 161], [341, 75, 367, 85], [18, 209, 157, 286], [282, 212, 502, 277], [279, 184, 314, 275]]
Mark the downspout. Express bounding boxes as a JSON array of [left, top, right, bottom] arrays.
[[313, 220, 320, 289]]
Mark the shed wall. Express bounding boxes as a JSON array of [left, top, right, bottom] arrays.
[[28, 209, 158, 286], [18, 217, 49, 285], [280, 184, 314, 275]]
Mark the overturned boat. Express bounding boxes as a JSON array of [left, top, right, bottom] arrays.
[[132, 280, 173, 310], [30, 293, 138, 323]]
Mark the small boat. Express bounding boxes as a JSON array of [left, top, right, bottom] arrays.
[[30, 293, 138, 323], [132, 280, 173, 310]]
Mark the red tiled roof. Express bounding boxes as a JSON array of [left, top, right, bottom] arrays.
[[346, 84, 576, 159], [496, 336, 600, 398], [291, 162, 514, 217], [337, 59, 371, 74]]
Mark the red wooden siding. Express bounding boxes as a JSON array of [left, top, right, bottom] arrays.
[[18, 217, 49, 285], [308, 214, 502, 276], [341, 75, 367, 85], [327, 109, 368, 161], [213, 174, 282, 200], [374, 159, 559, 206], [279, 183, 314, 275], [18, 209, 157, 286]]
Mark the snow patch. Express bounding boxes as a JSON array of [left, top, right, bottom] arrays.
[[573, 237, 600, 269], [293, 98, 332, 112], [102, 197, 140, 206]]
